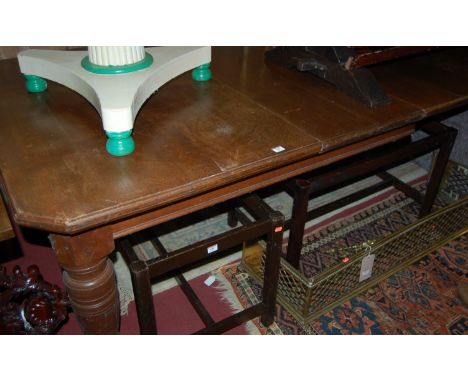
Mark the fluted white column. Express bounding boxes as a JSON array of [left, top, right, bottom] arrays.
[[88, 46, 146, 66]]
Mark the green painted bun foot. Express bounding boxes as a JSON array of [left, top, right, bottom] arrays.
[[192, 63, 212, 81], [106, 131, 135, 156], [24, 75, 47, 93]]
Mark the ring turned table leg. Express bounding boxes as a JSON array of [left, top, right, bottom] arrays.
[[49, 226, 119, 334]]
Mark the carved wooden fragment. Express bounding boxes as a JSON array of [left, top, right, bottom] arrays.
[[0, 265, 70, 334]]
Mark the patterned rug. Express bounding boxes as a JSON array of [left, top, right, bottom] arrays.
[[218, 235, 468, 334], [214, 162, 468, 335]]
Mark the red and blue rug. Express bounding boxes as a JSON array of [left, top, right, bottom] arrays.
[[215, 178, 468, 334]]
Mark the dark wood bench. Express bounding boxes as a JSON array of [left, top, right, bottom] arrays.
[[116, 194, 284, 335], [284, 121, 457, 268]]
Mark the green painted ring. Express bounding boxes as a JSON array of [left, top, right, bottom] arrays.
[[81, 53, 153, 75]]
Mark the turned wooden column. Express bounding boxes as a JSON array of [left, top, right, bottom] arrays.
[[49, 226, 119, 334]]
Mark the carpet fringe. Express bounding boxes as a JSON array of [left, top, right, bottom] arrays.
[[213, 265, 287, 335], [211, 267, 262, 334]]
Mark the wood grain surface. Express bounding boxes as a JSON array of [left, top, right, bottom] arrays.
[[1, 47, 467, 234]]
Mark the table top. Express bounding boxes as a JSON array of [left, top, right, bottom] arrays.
[[1, 47, 467, 235]]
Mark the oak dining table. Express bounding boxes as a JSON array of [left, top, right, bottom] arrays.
[[1, 46, 467, 334]]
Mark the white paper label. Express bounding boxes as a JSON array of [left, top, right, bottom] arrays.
[[272, 146, 285, 153], [207, 244, 218, 254], [204, 275, 216, 286], [359, 254, 375, 282]]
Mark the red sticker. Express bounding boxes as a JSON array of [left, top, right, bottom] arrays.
[[274, 226, 283, 233]]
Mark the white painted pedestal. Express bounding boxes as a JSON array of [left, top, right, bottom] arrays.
[[17, 46, 211, 156]]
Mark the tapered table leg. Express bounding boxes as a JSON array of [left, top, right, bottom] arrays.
[[50, 226, 119, 334]]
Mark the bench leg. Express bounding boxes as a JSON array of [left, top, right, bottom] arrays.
[[129, 261, 157, 335], [260, 212, 284, 327], [227, 200, 239, 228], [286, 180, 311, 269], [419, 127, 457, 216]]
